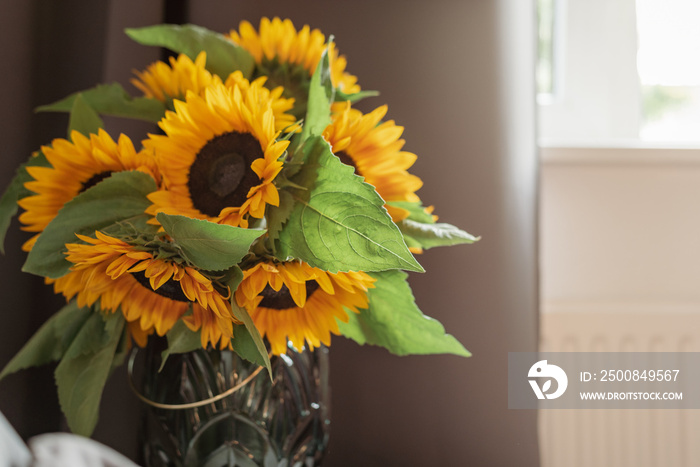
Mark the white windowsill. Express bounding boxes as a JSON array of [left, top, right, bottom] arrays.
[[539, 145, 700, 166]]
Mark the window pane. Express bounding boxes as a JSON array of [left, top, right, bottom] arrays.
[[537, 0, 556, 97], [637, 0, 700, 142]]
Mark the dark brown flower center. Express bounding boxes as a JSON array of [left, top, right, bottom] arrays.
[[131, 270, 190, 302], [258, 280, 320, 310], [188, 132, 262, 217], [335, 151, 357, 172], [80, 171, 112, 193]]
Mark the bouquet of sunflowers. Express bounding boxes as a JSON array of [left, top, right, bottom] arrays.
[[0, 18, 476, 437]]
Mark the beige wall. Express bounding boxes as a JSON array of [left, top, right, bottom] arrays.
[[541, 147, 700, 308], [540, 147, 700, 467]]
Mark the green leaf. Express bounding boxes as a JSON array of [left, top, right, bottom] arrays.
[[338, 270, 470, 357], [68, 94, 104, 137], [160, 320, 202, 371], [55, 312, 125, 436], [23, 171, 156, 279], [387, 201, 437, 224], [299, 41, 332, 142], [276, 136, 424, 273], [227, 267, 271, 377], [62, 310, 116, 360], [37, 83, 165, 123], [157, 214, 264, 271], [0, 152, 51, 254], [231, 325, 267, 367], [125, 24, 255, 79], [398, 220, 479, 251], [0, 302, 91, 380]]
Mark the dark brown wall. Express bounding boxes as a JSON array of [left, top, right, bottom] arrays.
[[0, 1, 539, 465]]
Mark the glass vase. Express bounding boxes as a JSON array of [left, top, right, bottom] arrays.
[[130, 339, 330, 467]]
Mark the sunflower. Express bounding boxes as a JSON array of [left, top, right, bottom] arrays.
[[145, 79, 293, 228], [132, 50, 298, 132], [323, 103, 424, 222], [53, 231, 238, 349], [235, 260, 375, 355], [131, 52, 217, 105], [229, 17, 361, 118], [18, 130, 159, 252]]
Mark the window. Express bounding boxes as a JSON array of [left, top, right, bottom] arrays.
[[538, 0, 700, 145], [637, 0, 700, 142]]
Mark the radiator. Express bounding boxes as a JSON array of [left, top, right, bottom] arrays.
[[539, 309, 700, 467]]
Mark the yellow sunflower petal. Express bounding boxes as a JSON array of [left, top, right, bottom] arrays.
[[132, 52, 218, 102]]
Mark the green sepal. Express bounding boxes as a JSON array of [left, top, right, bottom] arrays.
[[0, 152, 51, 254], [265, 189, 295, 249], [387, 201, 437, 224], [266, 140, 322, 249], [37, 83, 166, 123], [0, 301, 91, 380], [68, 94, 104, 138], [227, 267, 272, 379], [275, 136, 424, 273], [338, 270, 470, 357], [398, 219, 479, 251], [23, 171, 156, 279], [156, 213, 265, 271], [299, 40, 333, 143], [55, 311, 126, 436], [334, 88, 379, 104], [100, 213, 157, 241], [125, 24, 255, 80], [160, 319, 202, 371]]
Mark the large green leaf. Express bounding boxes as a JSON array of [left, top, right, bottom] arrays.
[[68, 94, 104, 137], [23, 171, 156, 279], [227, 267, 271, 377], [125, 24, 255, 79], [157, 214, 264, 271], [276, 137, 423, 273], [338, 270, 470, 357], [37, 83, 165, 123], [62, 310, 119, 361], [0, 152, 51, 254], [398, 219, 479, 251], [0, 301, 91, 380], [55, 312, 125, 436], [299, 42, 332, 143]]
